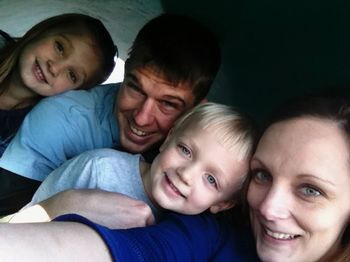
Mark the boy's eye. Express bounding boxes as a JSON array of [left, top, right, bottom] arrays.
[[207, 174, 217, 186], [178, 144, 191, 158], [55, 41, 64, 55], [68, 70, 77, 84]]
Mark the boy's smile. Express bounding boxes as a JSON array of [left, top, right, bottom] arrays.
[[143, 126, 249, 215]]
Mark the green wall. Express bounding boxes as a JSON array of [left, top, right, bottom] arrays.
[[162, 0, 350, 122]]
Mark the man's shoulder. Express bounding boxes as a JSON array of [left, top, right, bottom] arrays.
[[39, 83, 120, 107]]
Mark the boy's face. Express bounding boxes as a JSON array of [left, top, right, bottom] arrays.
[[115, 66, 196, 154], [146, 126, 249, 215]]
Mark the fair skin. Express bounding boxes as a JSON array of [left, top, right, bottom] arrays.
[[142, 126, 248, 214], [0, 30, 102, 109], [10, 125, 246, 223], [115, 66, 196, 153], [0, 221, 112, 262], [9, 189, 155, 228], [248, 117, 350, 262]]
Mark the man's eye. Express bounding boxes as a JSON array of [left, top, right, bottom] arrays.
[[128, 83, 139, 91], [55, 41, 64, 55], [68, 70, 77, 83], [124, 82, 145, 96], [161, 101, 177, 110], [124, 80, 140, 91]]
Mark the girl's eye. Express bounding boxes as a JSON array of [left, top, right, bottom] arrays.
[[55, 41, 64, 55], [299, 185, 322, 197], [252, 169, 272, 184], [207, 174, 217, 187], [178, 144, 191, 158], [68, 70, 77, 84]]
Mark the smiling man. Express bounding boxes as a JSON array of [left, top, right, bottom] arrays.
[[0, 13, 221, 215]]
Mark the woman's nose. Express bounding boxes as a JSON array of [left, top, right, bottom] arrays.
[[258, 186, 291, 221]]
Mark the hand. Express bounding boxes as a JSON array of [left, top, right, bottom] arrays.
[[11, 189, 155, 229]]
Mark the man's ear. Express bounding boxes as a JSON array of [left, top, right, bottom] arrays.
[[159, 128, 174, 152], [209, 200, 236, 214]]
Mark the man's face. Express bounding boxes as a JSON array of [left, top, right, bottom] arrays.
[[115, 66, 196, 153]]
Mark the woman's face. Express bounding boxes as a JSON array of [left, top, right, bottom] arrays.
[[16, 29, 102, 96], [248, 117, 350, 262]]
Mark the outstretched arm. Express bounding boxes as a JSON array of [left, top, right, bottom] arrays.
[[0, 221, 112, 262], [1, 211, 235, 261], [10, 189, 155, 229]]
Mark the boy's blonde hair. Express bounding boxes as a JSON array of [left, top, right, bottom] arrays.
[[168, 102, 257, 161]]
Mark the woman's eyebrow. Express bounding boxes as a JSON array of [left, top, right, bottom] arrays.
[[298, 174, 336, 187]]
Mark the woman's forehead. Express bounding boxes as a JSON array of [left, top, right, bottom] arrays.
[[254, 117, 350, 182]]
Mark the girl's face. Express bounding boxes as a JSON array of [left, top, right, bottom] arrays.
[[248, 117, 350, 262], [16, 29, 102, 96]]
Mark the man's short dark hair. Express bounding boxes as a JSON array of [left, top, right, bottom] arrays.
[[125, 13, 221, 103]]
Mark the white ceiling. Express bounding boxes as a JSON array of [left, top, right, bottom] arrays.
[[0, 0, 240, 107], [0, 0, 163, 59]]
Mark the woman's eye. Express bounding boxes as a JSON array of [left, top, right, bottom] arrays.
[[207, 174, 217, 186], [68, 70, 77, 84], [252, 170, 271, 183], [55, 41, 64, 55], [299, 185, 322, 197], [178, 144, 191, 158]]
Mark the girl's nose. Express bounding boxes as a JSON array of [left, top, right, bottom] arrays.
[[47, 60, 63, 77]]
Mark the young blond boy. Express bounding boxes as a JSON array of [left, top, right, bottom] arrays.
[[23, 103, 256, 218]]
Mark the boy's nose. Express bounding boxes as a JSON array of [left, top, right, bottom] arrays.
[[176, 165, 194, 186]]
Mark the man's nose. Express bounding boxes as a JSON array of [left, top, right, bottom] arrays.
[[133, 99, 156, 126]]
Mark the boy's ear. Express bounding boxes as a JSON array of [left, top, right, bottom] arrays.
[[199, 98, 208, 104], [209, 200, 236, 214], [160, 128, 174, 152]]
